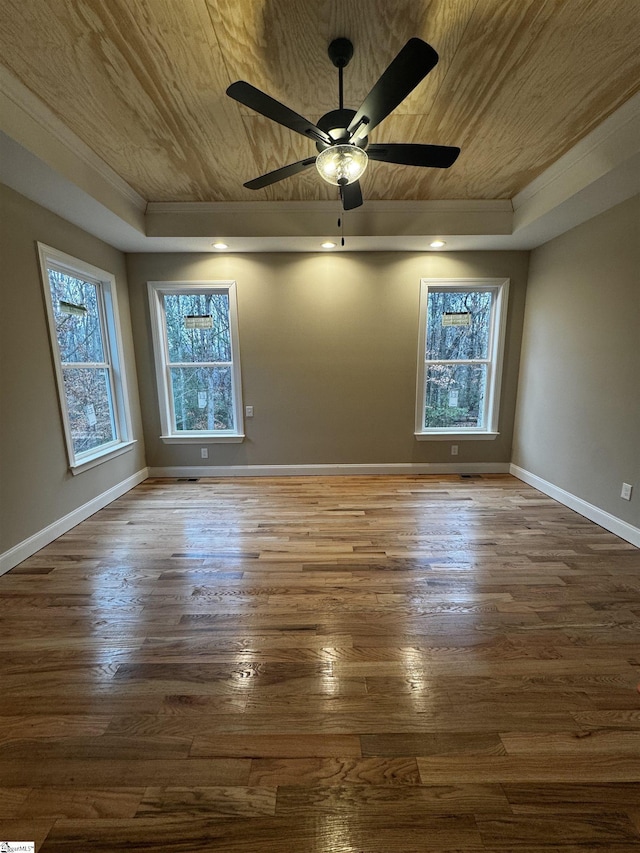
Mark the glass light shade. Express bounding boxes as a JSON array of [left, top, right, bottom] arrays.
[[315, 144, 368, 186]]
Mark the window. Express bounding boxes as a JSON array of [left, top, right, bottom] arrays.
[[38, 243, 134, 472], [148, 281, 244, 443], [415, 278, 509, 439]]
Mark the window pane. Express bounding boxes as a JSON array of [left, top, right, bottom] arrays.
[[426, 290, 493, 360], [62, 367, 116, 453], [424, 363, 487, 428], [48, 270, 105, 363], [170, 366, 234, 431], [164, 293, 231, 363]]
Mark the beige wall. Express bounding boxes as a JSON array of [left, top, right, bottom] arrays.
[[512, 194, 640, 526], [126, 250, 529, 468], [0, 184, 146, 553]]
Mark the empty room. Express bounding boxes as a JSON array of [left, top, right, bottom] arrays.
[[0, 1, 639, 851]]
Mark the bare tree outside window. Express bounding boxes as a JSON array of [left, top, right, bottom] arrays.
[[148, 282, 243, 441], [416, 280, 509, 437], [424, 289, 492, 429], [163, 292, 234, 432], [38, 243, 132, 471], [48, 270, 117, 452]]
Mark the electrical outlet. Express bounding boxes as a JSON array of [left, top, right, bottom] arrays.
[[451, 444, 459, 456], [200, 447, 209, 459], [245, 406, 254, 417], [621, 482, 632, 501]]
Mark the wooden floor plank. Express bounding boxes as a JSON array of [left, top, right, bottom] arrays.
[[417, 754, 640, 783], [500, 729, 640, 755], [360, 731, 505, 757], [476, 813, 640, 846], [40, 814, 484, 852], [135, 786, 277, 818], [0, 758, 251, 787], [190, 733, 362, 758], [14, 787, 144, 819], [247, 756, 420, 786], [274, 783, 511, 816], [502, 782, 640, 813]]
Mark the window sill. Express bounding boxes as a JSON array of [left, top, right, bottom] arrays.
[[161, 434, 245, 444], [414, 431, 499, 441], [70, 440, 137, 475]]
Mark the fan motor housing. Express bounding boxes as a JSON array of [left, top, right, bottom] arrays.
[[315, 109, 368, 151]]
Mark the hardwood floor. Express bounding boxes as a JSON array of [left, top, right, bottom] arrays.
[[1, 474, 639, 851]]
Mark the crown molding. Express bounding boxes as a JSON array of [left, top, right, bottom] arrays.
[[0, 64, 146, 215], [147, 199, 513, 215], [510, 90, 640, 245], [513, 91, 640, 210]]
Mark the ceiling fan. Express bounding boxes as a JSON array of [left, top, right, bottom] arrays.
[[226, 37, 460, 211]]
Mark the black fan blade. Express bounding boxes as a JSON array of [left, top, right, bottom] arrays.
[[341, 180, 363, 210], [227, 81, 332, 147], [368, 143, 460, 168], [244, 157, 317, 190], [347, 39, 439, 141]]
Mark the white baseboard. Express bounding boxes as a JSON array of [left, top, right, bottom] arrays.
[[0, 467, 149, 576], [510, 464, 639, 547], [148, 462, 511, 478]]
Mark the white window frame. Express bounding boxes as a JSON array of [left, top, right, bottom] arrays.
[[148, 281, 244, 443], [38, 243, 135, 474], [415, 278, 509, 440]]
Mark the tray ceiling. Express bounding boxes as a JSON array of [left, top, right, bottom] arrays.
[[1, 0, 639, 207]]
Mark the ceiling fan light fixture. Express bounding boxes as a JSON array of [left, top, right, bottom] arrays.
[[316, 144, 368, 186]]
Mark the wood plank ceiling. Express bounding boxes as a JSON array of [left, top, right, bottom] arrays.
[[1, 0, 639, 204]]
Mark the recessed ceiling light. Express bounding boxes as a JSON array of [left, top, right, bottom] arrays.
[[430, 240, 446, 248], [321, 241, 337, 249], [212, 242, 228, 249]]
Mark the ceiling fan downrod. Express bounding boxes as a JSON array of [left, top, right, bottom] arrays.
[[327, 37, 354, 111]]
